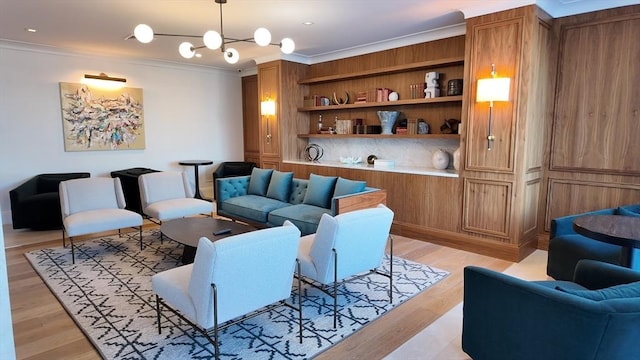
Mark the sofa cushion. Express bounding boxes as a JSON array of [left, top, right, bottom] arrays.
[[248, 168, 273, 196], [617, 204, 640, 217], [303, 174, 337, 209], [266, 171, 293, 202], [268, 204, 331, 235], [333, 177, 366, 198], [219, 195, 289, 223], [557, 281, 640, 301]]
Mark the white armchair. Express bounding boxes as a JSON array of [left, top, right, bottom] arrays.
[[297, 204, 394, 327], [152, 221, 302, 359], [138, 171, 213, 225], [59, 177, 143, 264]]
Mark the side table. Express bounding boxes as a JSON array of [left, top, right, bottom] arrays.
[[573, 215, 640, 268], [179, 160, 213, 200]]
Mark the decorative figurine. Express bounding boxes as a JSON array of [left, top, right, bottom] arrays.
[[424, 72, 440, 98]]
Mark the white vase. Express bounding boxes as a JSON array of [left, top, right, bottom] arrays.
[[453, 147, 461, 170], [377, 111, 399, 135], [432, 149, 449, 170]]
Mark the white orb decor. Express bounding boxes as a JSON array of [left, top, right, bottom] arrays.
[[254, 27, 272, 46], [432, 149, 450, 170], [280, 38, 295, 54], [178, 42, 195, 58], [225, 48, 240, 64], [134, 24, 154, 43], [203, 30, 222, 49]]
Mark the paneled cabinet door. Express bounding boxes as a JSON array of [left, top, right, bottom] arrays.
[[465, 18, 521, 173], [258, 62, 281, 158]]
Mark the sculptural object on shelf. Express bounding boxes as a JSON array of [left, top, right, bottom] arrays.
[[424, 72, 440, 98], [377, 111, 400, 135]]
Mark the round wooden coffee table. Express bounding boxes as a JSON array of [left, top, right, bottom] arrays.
[[161, 217, 254, 263], [573, 215, 640, 267]]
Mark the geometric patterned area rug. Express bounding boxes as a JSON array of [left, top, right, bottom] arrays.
[[25, 230, 448, 359]]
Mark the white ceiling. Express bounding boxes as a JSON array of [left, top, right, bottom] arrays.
[[1, 0, 638, 71]]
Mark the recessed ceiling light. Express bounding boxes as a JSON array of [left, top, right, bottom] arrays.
[[303, 21, 314, 26], [25, 28, 37, 33]]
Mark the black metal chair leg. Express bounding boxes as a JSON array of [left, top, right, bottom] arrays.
[[70, 236, 75, 264], [332, 249, 338, 328], [296, 259, 303, 343], [139, 226, 143, 250], [156, 295, 162, 334], [389, 235, 394, 303]]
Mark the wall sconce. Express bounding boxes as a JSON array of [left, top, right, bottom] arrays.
[[261, 98, 276, 144], [476, 64, 510, 150], [82, 73, 127, 89]]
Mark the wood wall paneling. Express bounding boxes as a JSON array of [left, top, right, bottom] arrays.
[[462, 178, 512, 239], [544, 178, 640, 231], [258, 62, 281, 159], [466, 18, 523, 173], [241, 75, 260, 161], [550, 13, 640, 175]]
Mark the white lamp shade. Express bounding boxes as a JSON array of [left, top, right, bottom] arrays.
[[224, 48, 239, 64], [254, 28, 272, 46], [476, 77, 511, 102], [203, 30, 223, 50], [134, 24, 154, 43], [280, 38, 295, 54], [178, 42, 195, 58], [261, 100, 276, 116]]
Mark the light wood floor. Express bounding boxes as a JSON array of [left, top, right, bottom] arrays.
[[6, 226, 514, 360]]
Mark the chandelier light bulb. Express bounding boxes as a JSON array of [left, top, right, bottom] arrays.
[[280, 38, 295, 54], [254, 27, 272, 46], [134, 24, 154, 43], [178, 42, 196, 58], [203, 30, 223, 50], [224, 48, 239, 64]]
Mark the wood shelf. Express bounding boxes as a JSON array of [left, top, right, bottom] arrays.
[[297, 133, 460, 139], [298, 95, 462, 112], [298, 56, 465, 84]]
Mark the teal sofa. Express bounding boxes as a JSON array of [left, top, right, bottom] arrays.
[[547, 204, 640, 280], [215, 169, 386, 235], [463, 259, 640, 360]]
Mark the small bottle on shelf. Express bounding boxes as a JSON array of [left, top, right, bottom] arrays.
[[317, 114, 323, 134]]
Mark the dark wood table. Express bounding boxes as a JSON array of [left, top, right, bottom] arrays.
[[573, 215, 640, 267], [161, 217, 254, 264], [179, 160, 213, 199]]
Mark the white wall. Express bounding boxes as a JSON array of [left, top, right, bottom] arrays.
[[0, 42, 245, 224]]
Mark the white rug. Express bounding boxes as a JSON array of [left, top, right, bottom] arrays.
[[25, 230, 449, 359]]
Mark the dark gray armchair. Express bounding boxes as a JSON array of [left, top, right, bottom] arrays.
[[10, 172, 90, 230]]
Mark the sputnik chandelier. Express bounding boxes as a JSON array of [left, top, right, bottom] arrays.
[[132, 0, 295, 64]]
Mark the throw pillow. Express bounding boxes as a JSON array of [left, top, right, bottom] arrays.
[[556, 281, 640, 301], [333, 177, 366, 198], [266, 171, 294, 202], [617, 205, 640, 217], [247, 168, 273, 196], [303, 173, 338, 209]]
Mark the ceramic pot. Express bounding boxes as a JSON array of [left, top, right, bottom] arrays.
[[377, 111, 400, 135], [432, 149, 450, 170]]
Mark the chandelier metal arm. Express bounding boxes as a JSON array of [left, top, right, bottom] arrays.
[[131, 0, 294, 63]]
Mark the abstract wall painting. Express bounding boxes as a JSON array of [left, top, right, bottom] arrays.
[[59, 82, 145, 151]]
